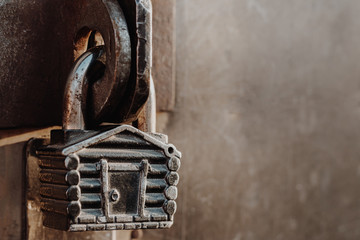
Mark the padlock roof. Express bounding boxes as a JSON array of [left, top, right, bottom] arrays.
[[48, 125, 181, 159]]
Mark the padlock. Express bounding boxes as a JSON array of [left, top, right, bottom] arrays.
[[28, 46, 181, 232]]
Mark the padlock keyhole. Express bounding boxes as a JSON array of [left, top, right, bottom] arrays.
[[110, 189, 120, 202]]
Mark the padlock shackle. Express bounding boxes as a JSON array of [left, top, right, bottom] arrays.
[[63, 45, 156, 131], [63, 46, 104, 130]]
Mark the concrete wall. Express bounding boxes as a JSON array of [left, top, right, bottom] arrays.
[[145, 0, 360, 239]]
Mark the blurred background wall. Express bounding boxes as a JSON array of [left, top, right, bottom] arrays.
[[144, 0, 360, 239]]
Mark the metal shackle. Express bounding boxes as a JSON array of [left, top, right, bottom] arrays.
[[63, 46, 104, 130], [63, 45, 157, 131]]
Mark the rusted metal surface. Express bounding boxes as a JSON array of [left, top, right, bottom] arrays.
[[0, 0, 67, 128], [0, 0, 153, 128]]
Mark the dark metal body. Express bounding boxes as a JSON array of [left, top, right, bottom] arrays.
[[0, 0, 152, 127], [30, 125, 180, 231]]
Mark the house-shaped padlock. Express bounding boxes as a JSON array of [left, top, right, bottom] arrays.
[[34, 125, 181, 231]]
